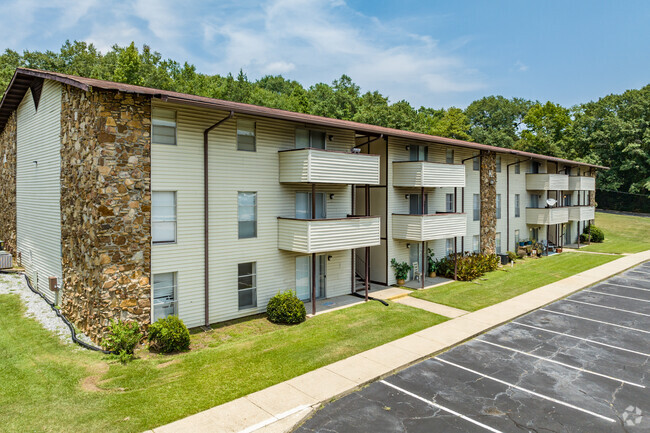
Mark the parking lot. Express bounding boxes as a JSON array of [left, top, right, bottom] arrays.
[[296, 262, 650, 432]]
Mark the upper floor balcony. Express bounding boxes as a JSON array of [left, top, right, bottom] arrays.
[[526, 207, 569, 225], [568, 176, 596, 191], [392, 212, 466, 242], [279, 148, 380, 185], [526, 173, 569, 191], [569, 205, 595, 221], [393, 161, 465, 188], [277, 215, 381, 254]]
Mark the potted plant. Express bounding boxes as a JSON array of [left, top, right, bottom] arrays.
[[427, 248, 436, 277], [391, 259, 411, 286]]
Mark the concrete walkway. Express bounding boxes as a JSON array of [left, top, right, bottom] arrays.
[[392, 296, 468, 318], [148, 249, 650, 433]]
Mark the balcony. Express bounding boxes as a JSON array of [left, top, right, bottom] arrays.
[[392, 213, 466, 241], [279, 148, 380, 184], [278, 216, 381, 254], [526, 173, 569, 191], [569, 205, 595, 221], [526, 207, 569, 225], [393, 161, 465, 188], [568, 176, 596, 191]]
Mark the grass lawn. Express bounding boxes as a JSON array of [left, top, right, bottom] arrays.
[[581, 211, 650, 254], [410, 252, 620, 311], [0, 294, 446, 433]]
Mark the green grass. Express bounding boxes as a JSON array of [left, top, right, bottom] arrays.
[[581, 211, 650, 254], [0, 295, 446, 433], [411, 252, 620, 311]]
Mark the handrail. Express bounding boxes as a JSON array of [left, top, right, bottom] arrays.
[[392, 160, 464, 166], [392, 212, 466, 216], [277, 215, 380, 221], [278, 147, 380, 157]]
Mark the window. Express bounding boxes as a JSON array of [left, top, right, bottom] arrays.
[[530, 161, 540, 174], [445, 193, 454, 213], [238, 192, 257, 238], [515, 194, 521, 217], [237, 262, 257, 309], [473, 194, 480, 221], [409, 194, 428, 215], [530, 194, 539, 208], [446, 238, 454, 256], [237, 119, 256, 152], [496, 194, 502, 219], [564, 194, 572, 207], [409, 145, 428, 162], [152, 191, 176, 243], [152, 108, 177, 145], [296, 128, 326, 149], [472, 235, 480, 253], [496, 232, 502, 254], [515, 162, 520, 174], [153, 272, 177, 321], [473, 153, 480, 171], [496, 155, 501, 173], [296, 192, 325, 219], [514, 229, 520, 246], [531, 227, 539, 242], [446, 149, 454, 164]]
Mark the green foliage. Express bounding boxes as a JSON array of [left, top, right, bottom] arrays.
[[430, 107, 471, 140], [148, 316, 190, 353], [102, 320, 142, 362], [435, 253, 500, 281], [390, 259, 412, 281], [580, 225, 605, 243], [427, 248, 436, 273], [266, 291, 306, 324], [507, 251, 518, 262]]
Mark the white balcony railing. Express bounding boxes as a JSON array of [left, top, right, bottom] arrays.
[[392, 161, 465, 188], [392, 213, 466, 241], [279, 148, 380, 184], [569, 205, 595, 221], [526, 173, 569, 191], [568, 176, 596, 191], [526, 207, 570, 225]]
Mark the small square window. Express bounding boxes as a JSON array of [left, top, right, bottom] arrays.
[[238, 262, 257, 309], [152, 108, 177, 145], [237, 119, 256, 152]]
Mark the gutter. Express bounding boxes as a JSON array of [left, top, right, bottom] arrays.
[[506, 158, 532, 252], [203, 111, 234, 328]]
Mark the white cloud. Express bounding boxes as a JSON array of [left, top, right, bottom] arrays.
[[515, 60, 529, 72]]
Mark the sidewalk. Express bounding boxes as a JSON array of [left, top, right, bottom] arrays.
[[149, 249, 650, 433]]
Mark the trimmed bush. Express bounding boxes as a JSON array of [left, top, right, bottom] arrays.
[[267, 290, 306, 324], [148, 316, 190, 353], [507, 251, 518, 262], [435, 253, 500, 281], [580, 225, 605, 243], [102, 320, 142, 362]]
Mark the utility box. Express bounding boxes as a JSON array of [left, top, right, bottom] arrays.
[[49, 277, 59, 292], [0, 251, 12, 269]]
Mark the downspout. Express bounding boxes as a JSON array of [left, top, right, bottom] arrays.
[[203, 111, 234, 328], [460, 153, 481, 254], [506, 158, 532, 252]]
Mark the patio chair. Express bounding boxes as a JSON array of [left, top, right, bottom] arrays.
[[412, 262, 421, 281]]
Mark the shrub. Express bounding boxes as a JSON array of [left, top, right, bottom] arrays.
[[267, 290, 306, 324], [435, 253, 499, 281], [507, 251, 518, 262], [102, 320, 142, 362], [391, 259, 412, 281], [580, 225, 604, 243], [148, 316, 191, 353]]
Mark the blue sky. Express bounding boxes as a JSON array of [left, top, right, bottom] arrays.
[[1, 0, 648, 108]]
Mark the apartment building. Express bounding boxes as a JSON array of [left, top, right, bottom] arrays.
[[0, 68, 602, 342]]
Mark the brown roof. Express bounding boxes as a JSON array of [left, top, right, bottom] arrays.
[[0, 68, 606, 169]]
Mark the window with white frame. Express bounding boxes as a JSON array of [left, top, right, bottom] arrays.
[[473, 235, 480, 253], [496, 194, 501, 219], [446, 149, 454, 164], [515, 229, 520, 246], [296, 128, 326, 149], [152, 108, 177, 145], [515, 194, 520, 217], [496, 232, 502, 254], [409, 145, 428, 162], [515, 162, 520, 174], [473, 194, 480, 221], [238, 192, 257, 239], [153, 272, 177, 321], [446, 238, 454, 256], [238, 262, 257, 309], [237, 119, 256, 152], [473, 153, 480, 171], [496, 155, 501, 173], [445, 193, 454, 213], [152, 191, 177, 243]]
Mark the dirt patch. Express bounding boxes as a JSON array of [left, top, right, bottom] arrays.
[[80, 362, 109, 392], [156, 358, 181, 369]]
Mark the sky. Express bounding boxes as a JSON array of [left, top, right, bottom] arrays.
[[0, 0, 648, 109]]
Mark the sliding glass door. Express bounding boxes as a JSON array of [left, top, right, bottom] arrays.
[[296, 255, 326, 301]]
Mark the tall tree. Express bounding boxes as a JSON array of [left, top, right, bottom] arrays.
[[430, 107, 472, 141], [465, 96, 532, 148], [113, 42, 143, 85], [517, 101, 570, 157]]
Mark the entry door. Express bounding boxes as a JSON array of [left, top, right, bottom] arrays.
[[295, 255, 326, 301], [566, 224, 572, 245], [409, 243, 421, 281], [296, 192, 326, 219], [409, 194, 428, 214]]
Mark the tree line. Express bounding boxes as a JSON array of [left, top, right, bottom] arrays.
[[1, 41, 648, 195]]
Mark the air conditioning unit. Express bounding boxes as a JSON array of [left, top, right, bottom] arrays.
[[351, 148, 361, 154], [0, 251, 12, 269]]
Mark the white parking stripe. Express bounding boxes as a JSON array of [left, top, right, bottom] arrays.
[[616, 276, 650, 284], [628, 269, 650, 275], [475, 339, 645, 388], [436, 358, 616, 423], [380, 380, 505, 433], [566, 299, 650, 317], [540, 309, 650, 334], [587, 290, 650, 303], [512, 322, 650, 357], [601, 282, 650, 293]]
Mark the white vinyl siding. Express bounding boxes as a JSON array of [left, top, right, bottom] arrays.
[[237, 119, 256, 152], [152, 191, 177, 243], [16, 80, 62, 301], [152, 108, 177, 145], [153, 272, 177, 321]]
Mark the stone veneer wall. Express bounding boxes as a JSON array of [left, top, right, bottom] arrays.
[[0, 112, 17, 256], [60, 85, 152, 343], [479, 150, 497, 255]]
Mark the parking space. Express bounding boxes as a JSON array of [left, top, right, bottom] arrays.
[[296, 263, 650, 432]]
